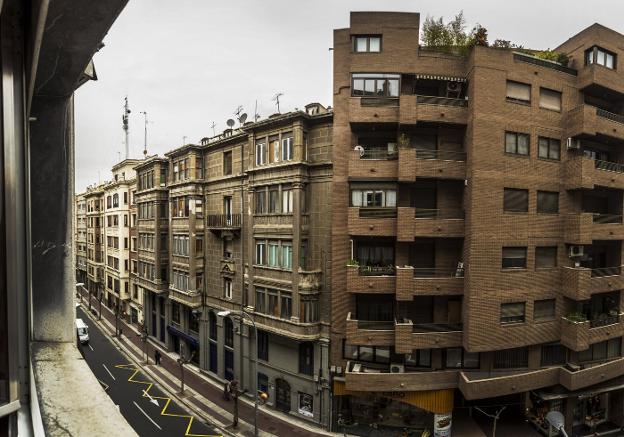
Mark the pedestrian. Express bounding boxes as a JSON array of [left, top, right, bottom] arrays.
[[154, 349, 161, 366], [223, 382, 231, 401], [119, 328, 123, 339]]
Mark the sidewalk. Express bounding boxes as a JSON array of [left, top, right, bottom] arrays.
[[78, 292, 332, 437]]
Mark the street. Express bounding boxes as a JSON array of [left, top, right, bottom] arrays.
[[76, 306, 222, 437]]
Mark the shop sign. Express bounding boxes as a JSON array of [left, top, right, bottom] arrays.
[[433, 413, 452, 437]]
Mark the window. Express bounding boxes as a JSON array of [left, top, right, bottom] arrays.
[[172, 302, 180, 324], [209, 312, 217, 341], [268, 242, 279, 267], [585, 46, 616, 69], [189, 311, 199, 333], [351, 188, 397, 207], [500, 302, 526, 324], [280, 292, 292, 319], [299, 342, 314, 375], [269, 137, 280, 163], [536, 247, 557, 269], [534, 299, 556, 321], [539, 88, 562, 111], [268, 186, 279, 213], [502, 247, 527, 269], [223, 151, 232, 175], [579, 339, 621, 362], [537, 191, 558, 214], [255, 242, 265, 265], [282, 135, 293, 161], [300, 297, 319, 323], [255, 141, 267, 166], [506, 80, 531, 104], [503, 188, 528, 212], [255, 190, 266, 214], [541, 343, 567, 366], [351, 73, 400, 98], [505, 132, 530, 156], [298, 393, 314, 418], [196, 156, 204, 179], [223, 278, 232, 300], [494, 347, 529, 369], [538, 137, 561, 160], [444, 348, 480, 369], [353, 35, 381, 52], [224, 317, 234, 347], [405, 350, 431, 368], [343, 342, 391, 364], [283, 244, 293, 270], [282, 187, 293, 213], [258, 330, 269, 361], [223, 239, 233, 259], [255, 287, 266, 313], [258, 373, 269, 395], [112, 193, 119, 207]]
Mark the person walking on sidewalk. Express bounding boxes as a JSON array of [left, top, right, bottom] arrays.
[[154, 349, 161, 366]]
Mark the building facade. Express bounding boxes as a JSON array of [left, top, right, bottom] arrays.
[[75, 193, 88, 285], [331, 11, 624, 436], [85, 185, 105, 307]]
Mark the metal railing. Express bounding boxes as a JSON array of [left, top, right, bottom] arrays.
[[414, 208, 464, 219], [596, 107, 624, 125], [590, 314, 620, 328], [359, 148, 398, 160], [207, 213, 242, 228], [595, 159, 624, 174], [591, 266, 622, 278], [358, 207, 397, 218], [411, 322, 463, 333], [414, 148, 466, 161], [413, 267, 465, 278], [358, 265, 396, 276], [592, 213, 623, 224], [416, 95, 468, 107]]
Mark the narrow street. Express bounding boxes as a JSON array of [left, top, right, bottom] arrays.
[[76, 306, 222, 437]]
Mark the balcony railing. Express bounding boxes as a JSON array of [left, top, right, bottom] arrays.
[[358, 207, 397, 218], [590, 313, 620, 328], [207, 213, 242, 228], [413, 267, 465, 278], [596, 107, 624, 125], [414, 208, 464, 219], [595, 159, 624, 174], [415, 149, 466, 161], [358, 265, 396, 276], [411, 322, 462, 333], [359, 148, 398, 160], [591, 213, 623, 224], [591, 266, 621, 278], [416, 95, 468, 107]]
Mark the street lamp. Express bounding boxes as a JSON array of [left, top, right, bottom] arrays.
[[217, 309, 258, 437], [76, 282, 84, 303], [546, 411, 569, 437]]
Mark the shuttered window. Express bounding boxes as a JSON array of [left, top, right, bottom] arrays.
[[503, 188, 528, 212], [539, 88, 562, 111], [506, 80, 531, 103], [505, 132, 530, 155], [535, 247, 557, 268], [534, 299, 556, 321], [494, 347, 529, 368], [537, 191, 559, 214], [502, 247, 527, 268], [500, 302, 526, 324]]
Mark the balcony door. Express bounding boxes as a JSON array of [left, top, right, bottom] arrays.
[[223, 196, 232, 225]]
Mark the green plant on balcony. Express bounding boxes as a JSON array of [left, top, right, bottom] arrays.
[[346, 259, 360, 267], [566, 311, 588, 323], [398, 133, 410, 147]]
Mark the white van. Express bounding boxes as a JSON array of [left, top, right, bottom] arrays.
[[76, 318, 89, 344]]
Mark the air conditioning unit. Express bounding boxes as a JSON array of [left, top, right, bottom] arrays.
[[390, 363, 405, 373], [566, 137, 581, 150], [569, 245, 584, 258]]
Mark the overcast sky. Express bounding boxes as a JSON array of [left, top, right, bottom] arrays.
[[75, 0, 622, 192]]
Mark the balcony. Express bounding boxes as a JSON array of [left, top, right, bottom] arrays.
[[348, 150, 399, 179], [207, 213, 242, 229], [395, 319, 463, 353], [348, 97, 399, 124], [561, 266, 624, 300], [564, 155, 624, 190], [396, 207, 464, 240], [459, 367, 560, 400], [345, 313, 395, 347], [559, 357, 624, 391], [396, 266, 464, 300], [566, 104, 624, 142], [398, 148, 466, 181], [345, 361, 458, 392], [168, 288, 202, 308], [399, 95, 469, 125], [347, 207, 397, 237], [346, 264, 396, 294], [565, 212, 624, 244], [135, 276, 168, 294], [560, 313, 624, 352], [578, 64, 624, 97]]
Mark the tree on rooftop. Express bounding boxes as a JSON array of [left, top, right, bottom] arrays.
[[422, 11, 467, 47]]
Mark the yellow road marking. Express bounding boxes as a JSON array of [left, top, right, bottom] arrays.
[[115, 364, 221, 437]]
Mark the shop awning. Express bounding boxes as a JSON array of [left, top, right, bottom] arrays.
[[533, 380, 624, 401], [414, 73, 466, 82], [166, 325, 199, 348], [333, 381, 453, 414]]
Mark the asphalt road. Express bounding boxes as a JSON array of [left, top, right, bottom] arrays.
[[76, 306, 222, 437]]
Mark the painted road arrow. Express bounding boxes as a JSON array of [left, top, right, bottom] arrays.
[[143, 389, 160, 406]]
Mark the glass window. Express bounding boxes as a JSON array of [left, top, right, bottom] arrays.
[[282, 188, 293, 213], [502, 247, 527, 269], [541, 343, 567, 366], [224, 317, 234, 347], [255, 242, 265, 265], [280, 293, 292, 319], [369, 37, 381, 52], [255, 287, 266, 313], [298, 393, 314, 418], [268, 243, 279, 267], [283, 244, 293, 270], [351, 73, 400, 98], [585, 46, 617, 69], [255, 190, 266, 214], [353, 35, 381, 53], [256, 142, 266, 166], [505, 132, 530, 156], [354, 37, 367, 52], [539, 88, 562, 111], [223, 278, 232, 299], [268, 187, 279, 213], [223, 151, 232, 175], [506, 80, 531, 103], [258, 330, 269, 361], [299, 342, 314, 375], [538, 137, 561, 160], [282, 136, 293, 161], [534, 299, 556, 321], [501, 302, 526, 324], [536, 247, 557, 269], [445, 348, 463, 368], [494, 347, 529, 368], [405, 350, 431, 368], [503, 188, 528, 212], [537, 191, 559, 214], [172, 302, 180, 324]]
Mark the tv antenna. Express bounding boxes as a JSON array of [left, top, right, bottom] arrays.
[[122, 96, 131, 159], [234, 105, 244, 118], [226, 119, 235, 129], [254, 100, 260, 122], [210, 122, 217, 137], [272, 93, 284, 114], [140, 111, 149, 157], [183, 135, 187, 145]]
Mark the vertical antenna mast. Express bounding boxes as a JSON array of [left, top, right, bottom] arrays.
[[140, 111, 148, 157], [122, 96, 131, 159]]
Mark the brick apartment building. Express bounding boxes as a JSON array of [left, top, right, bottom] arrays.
[[330, 11, 624, 437]]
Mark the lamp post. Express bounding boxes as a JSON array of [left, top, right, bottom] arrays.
[[177, 342, 195, 394], [217, 309, 258, 437], [546, 411, 569, 437], [139, 324, 149, 363], [76, 282, 84, 303], [98, 287, 103, 320]]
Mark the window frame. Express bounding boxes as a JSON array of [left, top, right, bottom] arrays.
[[500, 302, 526, 324], [505, 131, 530, 156], [538, 136, 561, 161], [503, 188, 529, 213], [352, 35, 382, 53], [536, 190, 559, 214], [534, 298, 556, 322], [506, 80, 531, 104], [538, 87, 562, 112]]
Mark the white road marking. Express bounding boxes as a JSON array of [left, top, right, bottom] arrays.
[[88, 344, 94, 351], [102, 364, 116, 381], [133, 401, 162, 430], [142, 389, 160, 406]]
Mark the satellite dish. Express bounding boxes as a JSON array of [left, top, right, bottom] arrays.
[[226, 119, 235, 128], [354, 145, 365, 157], [239, 113, 248, 124], [546, 411, 568, 436]]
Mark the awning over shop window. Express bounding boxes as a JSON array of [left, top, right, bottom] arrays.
[[414, 73, 466, 82], [166, 325, 199, 348], [333, 381, 453, 414]]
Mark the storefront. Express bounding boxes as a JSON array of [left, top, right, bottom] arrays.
[[166, 324, 200, 364], [333, 381, 453, 436]]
